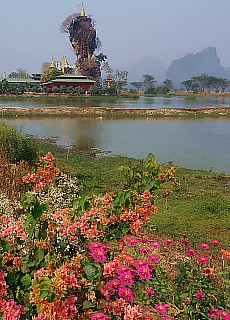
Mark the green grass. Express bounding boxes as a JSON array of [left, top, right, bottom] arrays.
[[39, 141, 230, 247], [0, 122, 39, 164]]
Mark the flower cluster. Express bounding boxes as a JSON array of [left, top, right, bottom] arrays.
[[23, 152, 60, 190], [0, 152, 229, 320]]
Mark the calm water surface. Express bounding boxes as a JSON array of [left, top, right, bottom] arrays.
[[2, 116, 230, 174], [0, 95, 230, 109]]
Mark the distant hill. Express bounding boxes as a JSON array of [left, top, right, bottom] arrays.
[[166, 47, 226, 86], [125, 57, 166, 83]]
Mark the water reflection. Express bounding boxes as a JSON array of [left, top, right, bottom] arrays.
[[1, 95, 230, 109], [1, 117, 230, 173]]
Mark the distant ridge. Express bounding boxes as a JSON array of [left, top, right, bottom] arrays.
[[167, 47, 226, 86], [125, 57, 166, 83]]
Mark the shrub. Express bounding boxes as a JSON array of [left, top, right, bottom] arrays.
[[0, 123, 39, 164]]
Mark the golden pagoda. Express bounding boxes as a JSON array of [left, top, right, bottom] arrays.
[[3, 71, 7, 79], [106, 75, 114, 89], [50, 57, 56, 68], [61, 55, 69, 73], [81, 3, 85, 16]]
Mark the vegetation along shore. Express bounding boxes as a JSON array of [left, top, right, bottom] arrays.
[[1, 106, 230, 118]]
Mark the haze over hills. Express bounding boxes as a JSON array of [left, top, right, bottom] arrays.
[[167, 47, 226, 86], [125, 57, 167, 84], [125, 47, 230, 86]]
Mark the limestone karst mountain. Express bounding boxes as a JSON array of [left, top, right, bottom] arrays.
[[167, 47, 226, 86]]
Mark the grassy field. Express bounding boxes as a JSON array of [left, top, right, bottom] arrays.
[[39, 141, 230, 247]]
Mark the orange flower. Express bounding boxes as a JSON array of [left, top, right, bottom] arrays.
[[202, 267, 215, 276], [221, 250, 230, 260]]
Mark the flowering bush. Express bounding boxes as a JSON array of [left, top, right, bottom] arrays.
[[0, 153, 229, 319]]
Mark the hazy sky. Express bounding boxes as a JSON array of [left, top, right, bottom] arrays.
[[1, 0, 230, 76]]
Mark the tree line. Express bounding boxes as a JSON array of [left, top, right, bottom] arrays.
[[181, 74, 230, 93], [1, 67, 230, 96]]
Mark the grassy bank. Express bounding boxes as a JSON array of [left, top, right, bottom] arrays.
[[39, 141, 230, 246]]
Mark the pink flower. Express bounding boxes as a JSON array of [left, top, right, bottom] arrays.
[[146, 287, 154, 297], [89, 242, 104, 251], [149, 241, 160, 249], [3, 299, 25, 320], [199, 242, 210, 250], [135, 259, 148, 268], [216, 309, 230, 319], [103, 260, 118, 277], [148, 254, 160, 263], [181, 233, 188, 238], [118, 287, 135, 302], [197, 256, 209, 265], [91, 313, 110, 320], [210, 239, 221, 247], [127, 238, 139, 246], [0, 271, 8, 298], [124, 304, 143, 320], [196, 289, 205, 300], [164, 238, 173, 245], [136, 265, 152, 279], [91, 247, 107, 262], [108, 279, 121, 293], [119, 271, 134, 285], [186, 248, 198, 256], [140, 247, 151, 255], [155, 304, 167, 315], [117, 265, 132, 275]]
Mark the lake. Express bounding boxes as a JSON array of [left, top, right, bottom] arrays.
[[1, 95, 230, 173], [1, 116, 230, 174], [0, 94, 230, 109]]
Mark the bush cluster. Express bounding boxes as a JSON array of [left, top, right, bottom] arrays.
[[0, 123, 39, 164]]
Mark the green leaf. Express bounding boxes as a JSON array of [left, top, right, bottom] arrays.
[[83, 300, 94, 309], [84, 264, 97, 280], [31, 202, 43, 220], [38, 221, 48, 240], [21, 274, 31, 287], [84, 200, 90, 211], [34, 247, 45, 264], [40, 289, 49, 299], [47, 292, 56, 303], [1, 239, 12, 251]]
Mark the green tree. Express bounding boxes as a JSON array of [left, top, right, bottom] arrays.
[[113, 70, 128, 93], [95, 53, 107, 64], [88, 85, 102, 96], [162, 79, 173, 93], [52, 86, 61, 94], [181, 79, 195, 92], [130, 82, 143, 91], [191, 73, 209, 92], [0, 79, 10, 94], [73, 86, 84, 95], [8, 68, 30, 79], [40, 69, 63, 83], [207, 76, 230, 93], [142, 74, 156, 93]]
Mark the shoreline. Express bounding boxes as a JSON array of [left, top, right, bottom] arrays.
[[1, 106, 230, 118]]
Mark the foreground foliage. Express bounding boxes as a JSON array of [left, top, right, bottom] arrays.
[[0, 123, 39, 164], [0, 151, 229, 319]]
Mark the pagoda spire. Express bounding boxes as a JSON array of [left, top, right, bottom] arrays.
[[50, 57, 55, 68], [81, 3, 85, 16]]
